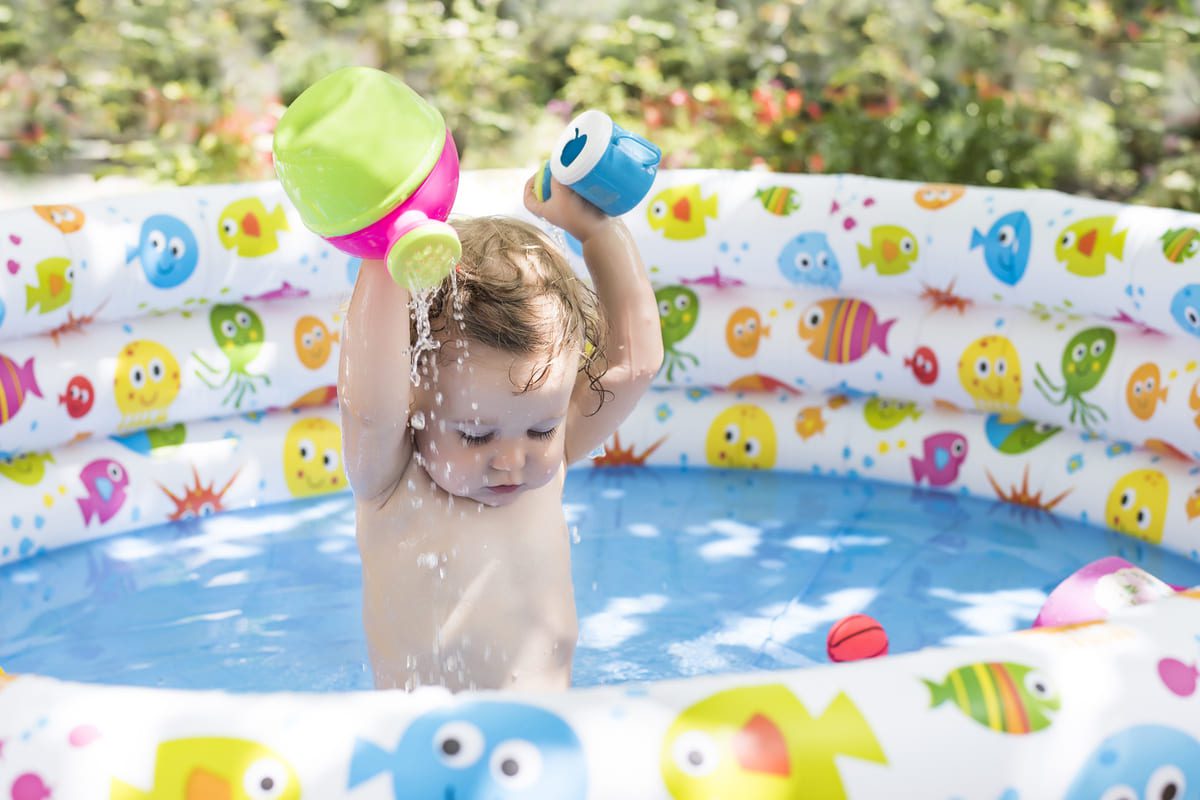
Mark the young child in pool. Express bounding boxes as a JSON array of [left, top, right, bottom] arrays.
[[339, 174, 663, 692]]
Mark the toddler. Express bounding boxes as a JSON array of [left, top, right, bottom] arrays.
[[339, 175, 663, 691]]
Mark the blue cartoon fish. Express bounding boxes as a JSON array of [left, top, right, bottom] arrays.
[[1064, 725, 1200, 800], [1170, 284, 1200, 339], [971, 210, 1031, 286], [126, 214, 199, 289], [349, 701, 588, 799], [777, 232, 841, 289]]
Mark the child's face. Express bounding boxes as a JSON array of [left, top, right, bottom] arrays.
[[413, 341, 579, 507]]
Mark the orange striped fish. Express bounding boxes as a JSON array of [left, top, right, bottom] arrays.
[[798, 298, 895, 363], [0, 354, 42, 426]]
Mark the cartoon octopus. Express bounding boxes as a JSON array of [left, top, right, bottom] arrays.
[[656, 285, 700, 382], [193, 303, 271, 409], [1033, 326, 1116, 432]]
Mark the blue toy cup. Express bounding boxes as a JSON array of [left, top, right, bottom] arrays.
[[548, 110, 661, 217]]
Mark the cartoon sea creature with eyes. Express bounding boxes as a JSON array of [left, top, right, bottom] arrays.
[[958, 335, 1022, 417], [125, 214, 200, 289], [777, 232, 841, 289], [294, 314, 339, 370], [913, 183, 965, 210], [1161, 227, 1199, 264], [756, 186, 800, 216], [25, 256, 75, 314], [725, 307, 769, 358], [706, 404, 777, 470], [282, 417, 345, 498], [984, 415, 1060, 455], [1126, 362, 1168, 422], [660, 685, 885, 800], [656, 285, 700, 382], [33, 203, 85, 234], [1170, 284, 1200, 339], [924, 661, 1059, 734], [910, 432, 968, 487], [857, 224, 918, 276], [1055, 216, 1127, 277], [217, 197, 290, 258], [1105, 468, 1169, 544], [1034, 327, 1116, 432], [798, 298, 894, 363], [110, 736, 301, 800], [77, 457, 129, 526], [113, 339, 182, 430], [1063, 725, 1200, 800], [971, 210, 1031, 286], [647, 186, 718, 240], [349, 701, 587, 799], [863, 397, 921, 430], [193, 304, 271, 409], [0, 451, 53, 486]]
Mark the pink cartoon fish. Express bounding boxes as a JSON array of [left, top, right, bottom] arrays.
[[911, 432, 968, 487], [77, 458, 129, 526], [0, 353, 42, 425]]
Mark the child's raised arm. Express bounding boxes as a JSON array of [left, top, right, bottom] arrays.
[[339, 260, 415, 503], [524, 177, 664, 464]]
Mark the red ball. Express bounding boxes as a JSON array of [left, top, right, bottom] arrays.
[[826, 614, 888, 662]]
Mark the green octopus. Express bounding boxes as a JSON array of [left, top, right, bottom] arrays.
[[655, 285, 700, 382], [1034, 326, 1116, 432], [193, 303, 271, 408]]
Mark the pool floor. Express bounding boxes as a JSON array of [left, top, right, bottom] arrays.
[[2, 467, 1199, 691]]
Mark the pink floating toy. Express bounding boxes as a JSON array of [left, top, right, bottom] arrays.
[[1033, 556, 1180, 628], [273, 66, 461, 290]]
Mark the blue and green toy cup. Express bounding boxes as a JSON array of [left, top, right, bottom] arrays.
[[539, 110, 661, 217]]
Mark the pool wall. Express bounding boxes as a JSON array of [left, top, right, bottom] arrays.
[[1, 171, 1199, 797]]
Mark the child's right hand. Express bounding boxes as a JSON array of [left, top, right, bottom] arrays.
[[523, 173, 614, 244]]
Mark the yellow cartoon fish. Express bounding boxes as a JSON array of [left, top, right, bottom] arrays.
[[1106, 469, 1169, 544], [858, 225, 919, 275], [660, 685, 885, 800], [0, 451, 54, 486], [25, 257, 75, 314], [217, 198, 290, 257], [647, 186, 718, 240], [1055, 216, 1127, 277], [110, 736, 301, 800]]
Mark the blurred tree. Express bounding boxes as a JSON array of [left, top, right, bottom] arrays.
[[0, 0, 1196, 208]]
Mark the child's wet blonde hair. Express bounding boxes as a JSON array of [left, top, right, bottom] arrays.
[[413, 216, 610, 411]]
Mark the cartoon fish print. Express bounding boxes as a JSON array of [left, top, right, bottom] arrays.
[[1188, 487, 1200, 521], [125, 214, 200, 289], [283, 417, 345, 497], [109, 737, 301, 800], [971, 210, 1031, 286], [906, 346, 939, 385], [33, 203, 85, 234], [705, 405, 777, 469], [777, 232, 841, 289], [1160, 227, 1199, 264], [349, 701, 587, 799], [913, 183, 965, 210], [77, 458, 128, 526], [924, 662, 1059, 734], [0, 452, 53, 486], [113, 340, 182, 431], [656, 285, 701, 382], [857, 224, 918, 276], [863, 397, 921, 430], [1126, 362, 1168, 421], [59, 374, 95, 419], [910, 432, 968, 487], [111, 423, 187, 455], [0, 353, 42, 425], [984, 415, 1060, 455], [725, 307, 769, 358], [24, 256, 75, 314], [1055, 215, 1127, 277], [957, 335, 1022, 416], [725, 374, 799, 394], [1034, 327, 1116, 432], [217, 197, 290, 258], [647, 185, 718, 240], [755, 186, 800, 216], [1170, 284, 1200, 339], [660, 685, 885, 800], [1063, 726, 1200, 800], [294, 315, 339, 370], [798, 298, 895, 363], [1106, 468, 1169, 544]]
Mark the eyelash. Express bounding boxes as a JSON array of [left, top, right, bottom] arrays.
[[459, 428, 557, 447]]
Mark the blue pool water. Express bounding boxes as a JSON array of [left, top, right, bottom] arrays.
[[2, 467, 1199, 692]]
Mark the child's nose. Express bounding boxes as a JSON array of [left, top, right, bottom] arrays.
[[490, 442, 526, 471]]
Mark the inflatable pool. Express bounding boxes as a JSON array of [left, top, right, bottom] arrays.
[[1, 170, 1199, 798]]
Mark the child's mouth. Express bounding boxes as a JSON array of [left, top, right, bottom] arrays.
[[488, 484, 522, 494]]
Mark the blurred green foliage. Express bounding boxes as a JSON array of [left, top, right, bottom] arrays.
[[1, 0, 1198, 208]]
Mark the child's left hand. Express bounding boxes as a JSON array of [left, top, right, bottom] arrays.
[[524, 172, 613, 244]]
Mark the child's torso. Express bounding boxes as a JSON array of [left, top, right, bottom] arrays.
[[355, 454, 578, 692]]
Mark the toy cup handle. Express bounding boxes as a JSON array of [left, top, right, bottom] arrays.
[[386, 220, 462, 291]]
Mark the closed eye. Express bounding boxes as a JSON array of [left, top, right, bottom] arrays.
[[459, 432, 494, 447], [530, 427, 558, 441]]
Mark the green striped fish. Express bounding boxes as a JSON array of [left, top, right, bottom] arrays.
[[755, 186, 800, 216], [1161, 227, 1199, 264], [924, 661, 1059, 734]]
